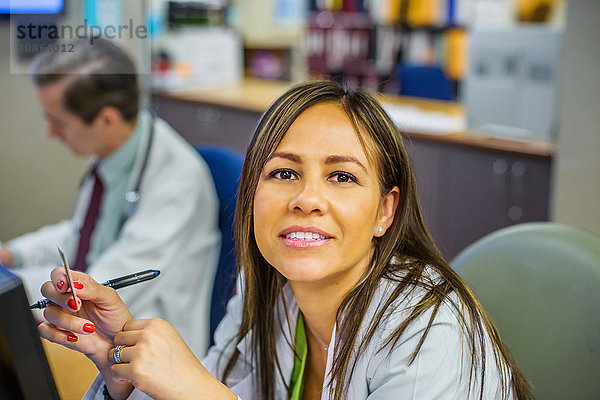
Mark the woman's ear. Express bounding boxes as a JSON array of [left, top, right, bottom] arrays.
[[374, 186, 400, 237]]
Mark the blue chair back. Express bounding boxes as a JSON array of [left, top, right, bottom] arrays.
[[397, 63, 453, 101], [196, 146, 244, 345]]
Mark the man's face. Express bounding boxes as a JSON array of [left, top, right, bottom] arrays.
[[36, 79, 106, 157]]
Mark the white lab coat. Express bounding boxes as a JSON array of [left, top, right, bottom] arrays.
[[9, 113, 220, 358], [85, 272, 514, 399]]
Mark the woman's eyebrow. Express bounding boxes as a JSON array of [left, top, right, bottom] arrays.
[[269, 152, 367, 173], [325, 155, 367, 173], [270, 152, 301, 163]]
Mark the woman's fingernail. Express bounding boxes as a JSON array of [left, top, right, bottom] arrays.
[[83, 323, 96, 333], [67, 334, 78, 342], [67, 298, 78, 310], [57, 280, 65, 290], [73, 281, 84, 290]]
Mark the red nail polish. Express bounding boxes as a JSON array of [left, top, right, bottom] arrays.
[[57, 280, 65, 290], [67, 334, 78, 342], [83, 323, 95, 333], [73, 281, 84, 290], [68, 298, 78, 310]]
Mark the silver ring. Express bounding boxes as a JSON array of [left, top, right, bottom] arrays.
[[114, 345, 125, 364]]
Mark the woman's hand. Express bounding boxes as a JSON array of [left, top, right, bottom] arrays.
[[37, 267, 135, 398], [108, 319, 237, 400]]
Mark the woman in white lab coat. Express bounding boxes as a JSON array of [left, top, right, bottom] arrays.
[[38, 80, 533, 400]]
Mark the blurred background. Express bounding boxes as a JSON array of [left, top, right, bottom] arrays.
[[0, 0, 598, 261]]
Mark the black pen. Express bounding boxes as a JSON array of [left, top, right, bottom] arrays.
[[30, 269, 160, 309]]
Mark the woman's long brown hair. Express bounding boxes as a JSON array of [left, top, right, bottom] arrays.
[[223, 80, 533, 399]]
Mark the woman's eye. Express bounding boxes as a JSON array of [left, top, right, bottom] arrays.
[[329, 171, 357, 184], [268, 169, 297, 180]]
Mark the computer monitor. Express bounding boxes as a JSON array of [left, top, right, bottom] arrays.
[[0, 264, 60, 399], [0, 0, 64, 14]]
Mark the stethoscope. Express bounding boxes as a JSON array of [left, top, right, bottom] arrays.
[[78, 110, 155, 236], [119, 111, 155, 233]]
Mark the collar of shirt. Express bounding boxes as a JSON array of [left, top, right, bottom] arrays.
[[234, 283, 338, 399]]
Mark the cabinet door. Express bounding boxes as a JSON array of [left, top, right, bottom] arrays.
[[441, 147, 516, 258], [442, 146, 551, 260], [152, 97, 199, 143], [194, 105, 261, 152], [406, 138, 449, 252], [504, 156, 551, 223], [152, 96, 261, 153], [408, 139, 551, 261]]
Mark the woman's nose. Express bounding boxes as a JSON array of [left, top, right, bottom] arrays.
[[288, 179, 328, 215]]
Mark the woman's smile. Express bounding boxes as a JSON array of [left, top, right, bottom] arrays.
[[279, 225, 334, 248]]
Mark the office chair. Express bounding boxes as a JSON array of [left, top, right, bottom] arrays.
[[451, 222, 600, 399], [397, 63, 454, 101], [196, 146, 244, 346]]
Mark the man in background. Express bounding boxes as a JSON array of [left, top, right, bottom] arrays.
[[0, 38, 220, 357]]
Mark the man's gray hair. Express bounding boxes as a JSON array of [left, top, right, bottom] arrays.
[[32, 38, 139, 123]]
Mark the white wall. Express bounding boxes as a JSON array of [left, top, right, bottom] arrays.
[[0, 1, 87, 241], [551, 0, 600, 234]]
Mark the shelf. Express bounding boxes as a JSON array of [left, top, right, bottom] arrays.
[[153, 78, 554, 158], [152, 78, 293, 113]]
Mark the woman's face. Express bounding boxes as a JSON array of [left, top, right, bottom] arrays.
[[253, 103, 398, 288]]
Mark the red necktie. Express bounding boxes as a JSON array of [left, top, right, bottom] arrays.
[[73, 166, 104, 272]]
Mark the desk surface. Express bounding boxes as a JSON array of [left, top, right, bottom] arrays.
[[43, 339, 98, 399], [153, 78, 555, 159]]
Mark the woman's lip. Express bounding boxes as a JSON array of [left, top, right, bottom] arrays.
[[279, 226, 333, 238], [281, 237, 333, 248]]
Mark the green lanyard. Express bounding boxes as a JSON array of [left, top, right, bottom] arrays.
[[288, 312, 308, 400]]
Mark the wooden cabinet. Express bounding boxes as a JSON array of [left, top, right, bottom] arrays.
[[407, 137, 552, 260], [151, 88, 553, 262]]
